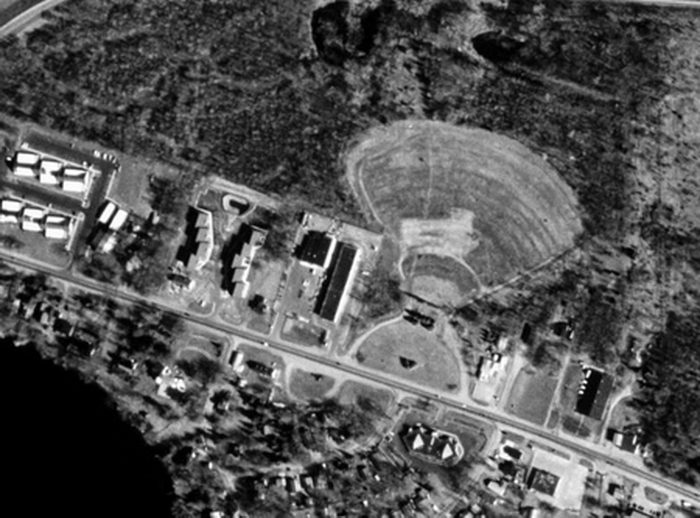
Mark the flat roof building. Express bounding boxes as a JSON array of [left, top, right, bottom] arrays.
[[575, 367, 613, 420], [232, 282, 249, 299], [63, 167, 87, 177], [39, 171, 60, 185], [178, 207, 214, 272], [1, 199, 23, 213], [45, 215, 66, 225], [314, 242, 357, 323], [40, 159, 63, 174], [62, 178, 87, 193], [0, 214, 18, 224], [23, 207, 44, 220], [21, 220, 42, 232], [108, 209, 129, 231], [13, 165, 36, 177], [296, 231, 336, 270], [97, 202, 117, 225], [186, 240, 212, 271], [15, 151, 40, 166], [45, 225, 68, 240], [232, 268, 248, 283], [195, 227, 210, 243], [195, 211, 209, 228], [224, 223, 266, 297]]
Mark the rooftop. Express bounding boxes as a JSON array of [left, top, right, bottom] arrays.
[[401, 424, 463, 464], [296, 231, 335, 269], [314, 242, 357, 323], [575, 367, 613, 420]]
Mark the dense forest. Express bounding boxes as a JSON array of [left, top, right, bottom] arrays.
[[0, 0, 681, 229], [2, 0, 700, 489], [635, 312, 700, 486]]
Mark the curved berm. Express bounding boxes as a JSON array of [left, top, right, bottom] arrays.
[[347, 120, 582, 304]]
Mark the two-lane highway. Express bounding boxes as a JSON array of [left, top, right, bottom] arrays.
[[1, 249, 699, 505]]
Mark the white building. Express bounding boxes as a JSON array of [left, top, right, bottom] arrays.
[[45, 225, 68, 240], [13, 165, 36, 177], [39, 171, 60, 185], [39, 159, 63, 185], [0, 214, 18, 224], [40, 159, 63, 174], [108, 209, 129, 231], [97, 202, 117, 225], [22, 207, 45, 220], [1, 199, 23, 213], [63, 167, 87, 177], [15, 151, 39, 166], [62, 178, 87, 193], [45, 215, 66, 225], [21, 220, 42, 232]]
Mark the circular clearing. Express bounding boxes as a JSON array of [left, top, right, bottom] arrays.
[[401, 253, 480, 306], [346, 120, 582, 297]]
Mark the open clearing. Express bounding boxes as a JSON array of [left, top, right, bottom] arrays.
[[401, 253, 480, 306], [288, 368, 335, 401], [505, 367, 558, 425], [355, 320, 461, 392], [347, 120, 582, 303]]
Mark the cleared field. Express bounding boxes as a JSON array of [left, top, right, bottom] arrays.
[[505, 367, 558, 425], [356, 320, 461, 391], [336, 380, 395, 414], [347, 120, 582, 298], [402, 253, 480, 306], [288, 368, 335, 401]]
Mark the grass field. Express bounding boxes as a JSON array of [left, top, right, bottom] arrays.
[[109, 154, 179, 218], [336, 380, 395, 414], [355, 320, 461, 391], [505, 367, 558, 425], [287, 368, 335, 401], [347, 120, 582, 300], [402, 253, 480, 306]]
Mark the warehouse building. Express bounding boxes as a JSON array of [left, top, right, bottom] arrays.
[[575, 366, 613, 420], [313, 242, 357, 323], [296, 230, 336, 271]]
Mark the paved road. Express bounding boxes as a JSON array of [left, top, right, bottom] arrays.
[[1, 250, 699, 505], [0, 0, 64, 36]]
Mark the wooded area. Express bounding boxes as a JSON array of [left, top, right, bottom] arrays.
[[635, 312, 700, 485], [2, 0, 700, 492]]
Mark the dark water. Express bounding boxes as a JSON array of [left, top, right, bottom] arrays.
[[0, 341, 173, 518]]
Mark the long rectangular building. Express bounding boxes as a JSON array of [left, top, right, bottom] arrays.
[[314, 242, 357, 322], [575, 367, 613, 420]]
